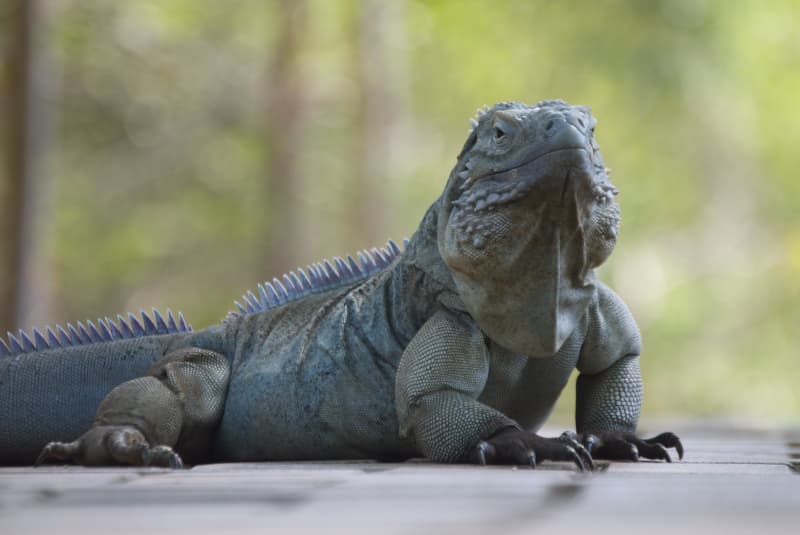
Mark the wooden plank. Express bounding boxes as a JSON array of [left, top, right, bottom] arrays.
[[1, 425, 798, 535]]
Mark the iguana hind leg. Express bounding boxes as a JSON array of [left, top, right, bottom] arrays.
[[36, 348, 230, 468], [35, 426, 184, 468]]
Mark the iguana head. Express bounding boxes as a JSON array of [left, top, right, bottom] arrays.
[[438, 100, 619, 357]]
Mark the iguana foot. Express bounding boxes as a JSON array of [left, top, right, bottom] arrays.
[[35, 425, 183, 468], [469, 429, 594, 471], [576, 431, 683, 462]]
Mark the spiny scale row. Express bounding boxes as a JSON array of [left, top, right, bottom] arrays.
[[0, 309, 190, 357], [235, 239, 407, 316], [469, 104, 491, 130]]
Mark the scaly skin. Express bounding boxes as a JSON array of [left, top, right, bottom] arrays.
[[0, 100, 682, 469]]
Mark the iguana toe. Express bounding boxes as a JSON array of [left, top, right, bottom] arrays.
[[648, 432, 683, 459], [558, 431, 595, 471], [469, 429, 594, 472], [581, 431, 683, 462], [140, 444, 184, 469], [35, 425, 184, 468], [35, 439, 81, 467]]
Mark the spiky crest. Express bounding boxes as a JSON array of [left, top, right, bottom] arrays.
[[231, 239, 407, 318], [0, 309, 191, 358], [1, 240, 411, 355]]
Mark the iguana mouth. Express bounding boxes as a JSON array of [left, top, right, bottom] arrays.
[[451, 147, 592, 220], [463, 145, 589, 186]]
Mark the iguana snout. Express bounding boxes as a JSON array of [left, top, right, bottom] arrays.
[[437, 100, 620, 357]]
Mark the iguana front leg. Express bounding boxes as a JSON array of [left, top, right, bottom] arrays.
[[396, 310, 590, 470], [575, 354, 683, 461], [36, 348, 230, 468]]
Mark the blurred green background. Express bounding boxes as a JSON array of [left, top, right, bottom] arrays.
[[0, 0, 798, 424]]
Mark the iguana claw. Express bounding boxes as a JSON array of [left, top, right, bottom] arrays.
[[649, 432, 684, 459], [558, 431, 595, 471], [469, 428, 595, 472], [579, 431, 684, 462], [472, 440, 491, 465]]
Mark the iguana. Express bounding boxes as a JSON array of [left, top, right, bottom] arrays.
[[0, 100, 682, 470]]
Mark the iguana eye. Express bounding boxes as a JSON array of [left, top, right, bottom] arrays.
[[493, 126, 506, 140]]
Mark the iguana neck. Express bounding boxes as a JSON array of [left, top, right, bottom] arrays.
[[388, 199, 465, 336]]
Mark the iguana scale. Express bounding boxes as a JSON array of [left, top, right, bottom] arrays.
[[0, 100, 682, 469]]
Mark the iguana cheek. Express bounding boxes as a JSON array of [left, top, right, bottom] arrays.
[[445, 209, 517, 261]]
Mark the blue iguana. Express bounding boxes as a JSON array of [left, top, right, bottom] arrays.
[[0, 100, 681, 470]]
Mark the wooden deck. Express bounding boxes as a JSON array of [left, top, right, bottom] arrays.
[[1, 423, 798, 534]]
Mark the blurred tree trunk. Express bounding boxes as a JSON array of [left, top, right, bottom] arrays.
[[0, 0, 53, 334], [262, 0, 309, 275], [355, 0, 409, 244]]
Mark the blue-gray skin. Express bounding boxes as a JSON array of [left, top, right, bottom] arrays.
[[0, 100, 682, 470]]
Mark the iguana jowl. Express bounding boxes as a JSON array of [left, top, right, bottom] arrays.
[[0, 100, 682, 469]]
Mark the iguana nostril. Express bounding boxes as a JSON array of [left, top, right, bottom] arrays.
[[546, 120, 555, 131], [577, 117, 585, 129]]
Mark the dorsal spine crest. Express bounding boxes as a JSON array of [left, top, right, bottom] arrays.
[[231, 239, 405, 319], [0, 308, 192, 358]]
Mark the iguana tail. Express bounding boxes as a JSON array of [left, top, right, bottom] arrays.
[[0, 309, 199, 464]]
